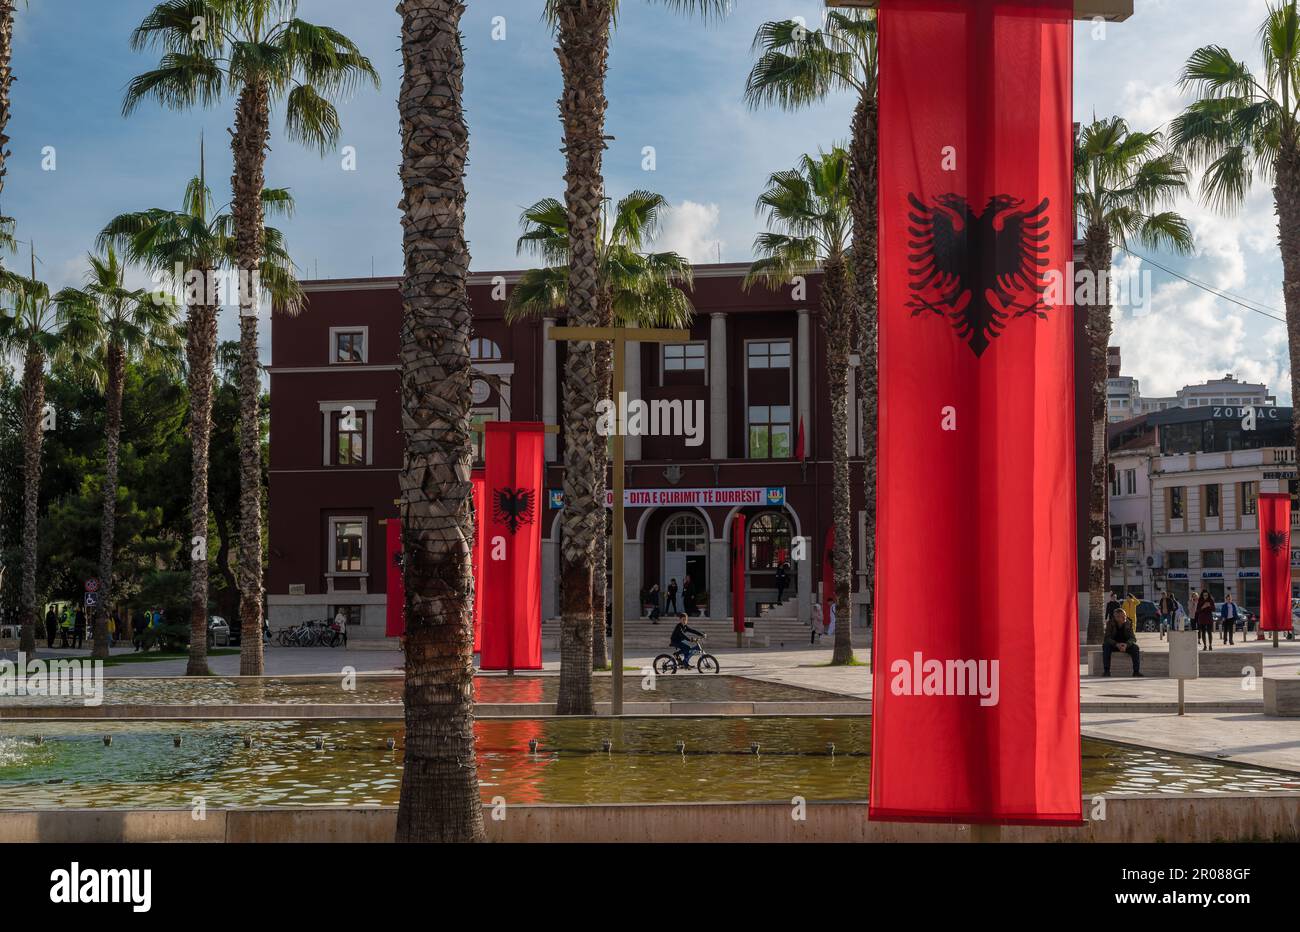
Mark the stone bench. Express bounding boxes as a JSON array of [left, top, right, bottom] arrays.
[[1264, 678, 1300, 716], [1086, 648, 1264, 678]]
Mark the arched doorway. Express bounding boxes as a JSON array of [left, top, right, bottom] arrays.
[[747, 511, 795, 599], [662, 512, 708, 614]]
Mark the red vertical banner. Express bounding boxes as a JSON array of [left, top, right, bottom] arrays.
[[1259, 492, 1291, 632], [873, 0, 1079, 824], [731, 513, 746, 633], [385, 519, 405, 638], [480, 423, 544, 671], [472, 468, 485, 653]]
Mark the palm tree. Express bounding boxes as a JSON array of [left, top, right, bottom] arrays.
[[0, 2, 19, 232], [1075, 116, 1194, 644], [101, 159, 301, 674], [746, 149, 856, 664], [544, 0, 729, 715], [746, 11, 879, 649], [394, 0, 485, 843], [507, 192, 694, 679], [54, 246, 182, 659], [0, 257, 96, 654], [125, 0, 378, 675], [1171, 1, 1300, 447]]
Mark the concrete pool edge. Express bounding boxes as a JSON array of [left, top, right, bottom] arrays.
[[1, 797, 1296, 843]]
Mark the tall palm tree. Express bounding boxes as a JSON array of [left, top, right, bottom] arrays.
[[1075, 116, 1194, 644], [508, 192, 694, 677], [0, 1, 19, 235], [125, 0, 378, 675], [394, 0, 484, 843], [1171, 1, 1300, 447], [101, 162, 301, 674], [0, 258, 96, 654], [746, 11, 879, 650], [544, 0, 729, 715], [54, 246, 182, 659], [746, 149, 856, 664]]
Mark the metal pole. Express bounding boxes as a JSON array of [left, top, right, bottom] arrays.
[[1177, 678, 1184, 716], [612, 337, 626, 716]]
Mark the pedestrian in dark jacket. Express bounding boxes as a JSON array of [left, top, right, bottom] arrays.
[[1195, 590, 1216, 651], [1102, 607, 1142, 677], [44, 607, 57, 649], [73, 608, 87, 649], [775, 563, 789, 605]]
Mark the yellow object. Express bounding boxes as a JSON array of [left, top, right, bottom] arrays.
[[1121, 595, 1139, 624]]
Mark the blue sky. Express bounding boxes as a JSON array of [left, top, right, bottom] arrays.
[[3, 0, 1293, 401]]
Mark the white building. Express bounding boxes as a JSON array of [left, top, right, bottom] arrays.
[[1107, 405, 1298, 612], [1105, 346, 1276, 424]]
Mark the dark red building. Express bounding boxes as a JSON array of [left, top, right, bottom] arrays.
[[268, 264, 870, 639]]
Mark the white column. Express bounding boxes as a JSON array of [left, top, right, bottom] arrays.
[[710, 313, 728, 461], [798, 309, 813, 453], [542, 317, 558, 462], [624, 539, 644, 621], [709, 539, 730, 621], [626, 326, 642, 461]]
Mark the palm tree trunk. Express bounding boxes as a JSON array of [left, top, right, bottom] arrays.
[[231, 81, 270, 676], [1276, 137, 1300, 458], [591, 331, 611, 670], [823, 255, 855, 664], [18, 349, 43, 655], [850, 94, 879, 646], [1083, 222, 1112, 646], [93, 341, 125, 660], [186, 298, 219, 676], [395, 0, 484, 843], [554, 0, 612, 715]]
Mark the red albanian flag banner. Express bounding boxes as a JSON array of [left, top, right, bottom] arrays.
[[384, 519, 405, 638], [1258, 492, 1291, 632], [731, 513, 746, 634], [873, 0, 1080, 825], [479, 422, 544, 671], [472, 468, 485, 653]]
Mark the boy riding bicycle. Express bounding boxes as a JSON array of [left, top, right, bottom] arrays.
[[669, 613, 706, 669]]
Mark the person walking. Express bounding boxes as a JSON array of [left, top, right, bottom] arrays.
[[647, 582, 661, 622], [73, 607, 87, 650], [132, 609, 147, 652], [44, 606, 57, 649], [775, 562, 789, 605], [1157, 589, 1176, 640], [1220, 592, 1239, 645], [682, 575, 696, 616], [665, 578, 678, 615], [334, 607, 349, 647], [1195, 590, 1216, 651]]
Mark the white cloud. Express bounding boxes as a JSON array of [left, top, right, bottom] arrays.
[[656, 200, 725, 264]]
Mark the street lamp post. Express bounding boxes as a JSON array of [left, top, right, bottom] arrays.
[[548, 325, 692, 716]]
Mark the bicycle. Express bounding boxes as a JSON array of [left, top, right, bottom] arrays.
[[653, 636, 719, 675]]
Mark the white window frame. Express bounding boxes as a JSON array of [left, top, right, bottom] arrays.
[[319, 400, 376, 467], [662, 341, 708, 381], [328, 515, 368, 577], [330, 326, 369, 365], [743, 338, 794, 460]]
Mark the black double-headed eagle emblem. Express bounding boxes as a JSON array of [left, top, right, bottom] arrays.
[[493, 487, 535, 535], [1267, 530, 1288, 554], [907, 193, 1052, 357]]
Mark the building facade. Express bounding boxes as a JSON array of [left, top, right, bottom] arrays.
[[1105, 346, 1275, 423], [1106, 405, 1299, 612], [267, 265, 871, 639]]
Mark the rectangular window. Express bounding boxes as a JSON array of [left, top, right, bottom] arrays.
[[1241, 481, 1259, 516], [1110, 472, 1121, 497], [1167, 550, 1189, 569], [1170, 486, 1185, 520], [1201, 549, 1224, 569], [470, 409, 498, 464], [1238, 548, 1260, 568], [332, 329, 367, 364], [746, 340, 792, 370], [747, 405, 792, 459], [1204, 484, 1220, 518], [332, 519, 365, 573], [1124, 469, 1137, 495], [334, 411, 367, 466], [663, 342, 706, 372]]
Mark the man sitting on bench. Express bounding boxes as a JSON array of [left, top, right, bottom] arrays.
[[1102, 606, 1143, 677]]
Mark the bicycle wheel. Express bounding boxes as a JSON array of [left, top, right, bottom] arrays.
[[652, 654, 678, 675], [696, 654, 719, 674], [324, 631, 340, 648]]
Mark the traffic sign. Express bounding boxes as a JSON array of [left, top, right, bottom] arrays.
[[85, 578, 100, 594], [84, 591, 100, 608]]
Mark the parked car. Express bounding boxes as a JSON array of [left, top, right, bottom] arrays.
[[208, 616, 230, 647], [1133, 600, 1160, 631]]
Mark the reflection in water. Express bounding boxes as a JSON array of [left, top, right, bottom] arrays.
[[0, 718, 1295, 809], [0, 675, 846, 707]]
